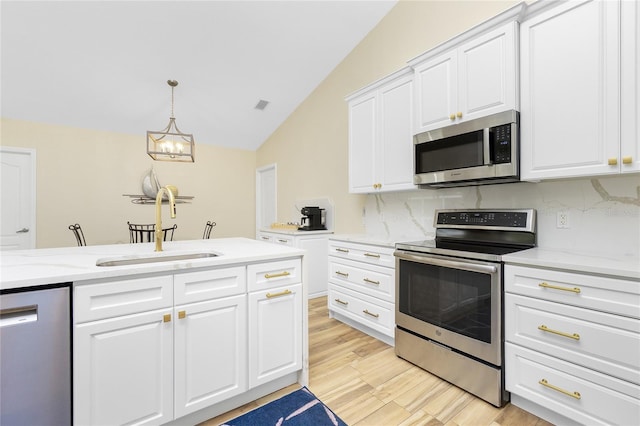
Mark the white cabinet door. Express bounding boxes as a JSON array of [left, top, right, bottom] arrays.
[[414, 51, 457, 131], [348, 68, 415, 193], [413, 22, 517, 133], [621, 0, 640, 174], [74, 309, 174, 426], [458, 22, 517, 122], [348, 93, 377, 193], [520, 0, 621, 180], [248, 283, 302, 388], [174, 295, 247, 418], [378, 74, 415, 192]]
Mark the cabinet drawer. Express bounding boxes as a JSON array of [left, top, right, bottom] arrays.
[[328, 240, 395, 268], [174, 266, 246, 305], [329, 258, 394, 302], [248, 258, 301, 292], [257, 234, 273, 243], [258, 232, 294, 246], [505, 293, 640, 385], [506, 343, 640, 426], [505, 265, 640, 318], [74, 275, 173, 323], [329, 285, 394, 337]]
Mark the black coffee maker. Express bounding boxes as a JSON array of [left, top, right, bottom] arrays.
[[298, 206, 326, 231]]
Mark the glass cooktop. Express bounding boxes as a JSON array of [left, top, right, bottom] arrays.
[[395, 209, 537, 262]]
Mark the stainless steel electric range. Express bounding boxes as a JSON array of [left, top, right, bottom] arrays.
[[394, 209, 536, 407]]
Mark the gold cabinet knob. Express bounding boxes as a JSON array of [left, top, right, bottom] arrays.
[[178, 310, 186, 319], [456, 111, 463, 118], [622, 156, 633, 164], [163, 314, 171, 323], [449, 113, 455, 120], [608, 158, 618, 166]]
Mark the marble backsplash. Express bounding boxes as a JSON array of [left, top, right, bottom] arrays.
[[363, 174, 640, 257]]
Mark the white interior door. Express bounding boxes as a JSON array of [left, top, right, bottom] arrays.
[[1, 147, 36, 250], [256, 164, 276, 236]]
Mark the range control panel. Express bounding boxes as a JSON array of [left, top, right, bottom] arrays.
[[435, 209, 534, 230]]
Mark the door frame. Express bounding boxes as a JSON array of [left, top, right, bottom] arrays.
[[0, 146, 37, 249], [256, 164, 277, 236]]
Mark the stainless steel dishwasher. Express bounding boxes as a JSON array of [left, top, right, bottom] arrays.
[[1, 284, 71, 426]]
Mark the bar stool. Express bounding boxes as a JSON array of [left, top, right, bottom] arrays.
[[203, 221, 216, 239], [68, 223, 86, 246], [128, 222, 177, 243]]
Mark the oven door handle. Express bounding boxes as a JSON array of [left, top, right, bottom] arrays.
[[395, 251, 498, 274]]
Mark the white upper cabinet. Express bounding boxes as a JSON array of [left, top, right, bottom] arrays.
[[411, 21, 519, 133], [347, 67, 415, 193], [520, 0, 639, 180], [621, 0, 640, 174]]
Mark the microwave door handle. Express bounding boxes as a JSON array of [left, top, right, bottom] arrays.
[[483, 128, 491, 165], [395, 251, 497, 275]]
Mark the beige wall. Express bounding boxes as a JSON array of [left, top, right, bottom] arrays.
[[256, 0, 518, 232], [2, 1, 519, 247], [1, 118, 256, 248]]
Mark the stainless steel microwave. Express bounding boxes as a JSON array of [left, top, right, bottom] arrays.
[[414, 110, 520, 188]]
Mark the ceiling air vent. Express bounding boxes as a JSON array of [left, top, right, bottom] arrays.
[[254, 99, 269, 111]]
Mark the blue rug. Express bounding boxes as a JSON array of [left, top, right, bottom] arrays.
[[222, 386, 347, 426]]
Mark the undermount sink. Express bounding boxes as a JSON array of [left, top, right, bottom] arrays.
[[96, 252, 218, 267]]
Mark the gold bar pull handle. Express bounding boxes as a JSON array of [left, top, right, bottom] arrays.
[[539, 379, 581, 399], [622, 156, 633, 164], [178, 310, 186, 319], [608, 157, 618, 166], [163, 314, 171, 323], [265, 271, 291, 279], [363, 309, 379, 318], [334, 298, 348, 306], [538, 325, 580, 340], [363, 278, 380, 285], [364, 252, 380, 258], [335, 248, 349, 253], [266, 289, 292, 299], [335, 271, 349, 278], [538, 282, 581, 294]]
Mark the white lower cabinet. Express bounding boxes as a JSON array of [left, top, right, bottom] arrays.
[[248, 283, 302, 388], [174, 294, 247, 418], [74, 308, 174, 426], [257, 231, 329, 298], [247, 259, 303, 388], [504, 264, 640, 426], [328, 238, 395, 345], [74, 259, 303, 426]]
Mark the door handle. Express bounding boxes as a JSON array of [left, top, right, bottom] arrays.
[[16, 228, 29, 233]]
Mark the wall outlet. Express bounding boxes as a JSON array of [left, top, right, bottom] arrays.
[[557, 211, 570, 228]]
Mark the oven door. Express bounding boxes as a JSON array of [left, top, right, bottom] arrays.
[[395, 250, 502, 366]]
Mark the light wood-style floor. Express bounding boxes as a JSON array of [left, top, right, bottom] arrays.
[[203, 296, 552, 426]]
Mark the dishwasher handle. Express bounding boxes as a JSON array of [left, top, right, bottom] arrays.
[[0, 304, 38, 327]]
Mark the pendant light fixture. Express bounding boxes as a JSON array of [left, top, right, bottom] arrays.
[[147, 80, 195, 162]]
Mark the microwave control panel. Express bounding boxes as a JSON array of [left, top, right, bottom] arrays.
[[490, 124, 512, 164]]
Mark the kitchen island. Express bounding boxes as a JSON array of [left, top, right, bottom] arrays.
[[1, 238, 308, 426]]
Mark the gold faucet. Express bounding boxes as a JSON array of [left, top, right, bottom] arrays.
[[154, 186, 176, 252]]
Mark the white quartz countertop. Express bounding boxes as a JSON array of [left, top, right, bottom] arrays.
[[503, 248, 640, 280], [329, 234, 417, 248], [260, 229, 334, 236], [0, 238, 305, 291]]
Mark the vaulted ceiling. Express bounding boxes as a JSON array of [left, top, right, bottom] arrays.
[[1, 1, 397, 150]]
